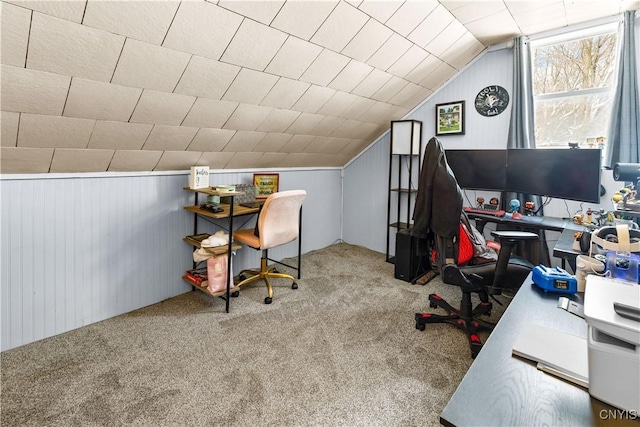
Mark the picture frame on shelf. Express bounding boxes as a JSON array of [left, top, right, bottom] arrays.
[[435, 101, 465, 136], [253, 173, 279, 199]]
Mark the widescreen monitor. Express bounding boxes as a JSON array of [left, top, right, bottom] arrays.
[[445, 149, 508, 191], [506, 148, 601, 203]]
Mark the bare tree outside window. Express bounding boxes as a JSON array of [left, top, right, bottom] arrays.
[[532, 29, 619, 148]]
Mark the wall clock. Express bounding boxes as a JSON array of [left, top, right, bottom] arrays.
[[474, 85, 509, 117]]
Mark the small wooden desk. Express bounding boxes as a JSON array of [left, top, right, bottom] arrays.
[[440, 273, 638, 426]]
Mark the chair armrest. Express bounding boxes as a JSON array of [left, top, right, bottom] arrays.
[[490, 231, 539, 241]]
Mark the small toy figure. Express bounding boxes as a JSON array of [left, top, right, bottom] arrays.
[[509, 198, 522, 220], [476, 197, 485, 209], [524, 201, 536, 216]]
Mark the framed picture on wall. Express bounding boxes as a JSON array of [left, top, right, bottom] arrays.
[[253, 173, 279, 199], [435, 100, 465, 136]]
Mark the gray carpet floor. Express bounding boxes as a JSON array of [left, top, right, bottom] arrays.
[[1, 243, 511, 426]]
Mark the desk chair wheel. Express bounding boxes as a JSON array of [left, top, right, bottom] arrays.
[[416, 322, 426, 331], [265, 296, 273, 304], [292, 282, 298, 289], [231, 291, 240, 298]]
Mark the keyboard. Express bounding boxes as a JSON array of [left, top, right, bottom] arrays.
[[464, 207, 506, 217]]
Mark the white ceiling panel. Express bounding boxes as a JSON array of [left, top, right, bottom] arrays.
[[371, 76, 409, 103], [88, 121, 153, 150], [317, 91, 359, 117], [405, 54, 442, 85], [1, 2, 30, 67], [512, 3, 568, 35], [4, 0, 85, 23], [223, 131, 267, 152], [223, 104, 274, 132], [407, 5, 455, 48], [256, 109, 301, 133], [111, 39, 191, 92], [162, 1, 243, 60], [292, 85, 336, 113], [426, 20, 468, 58], [108, 150, 163, 172], [83, 0, 180, 45], [385, 0, 439, 37], [18, 113, 95, 148], [300, 49, 350, 86], [366, 33, 413, 71], [222, 68, 279, 104], [328, 60, 374, 92], [154, 150, 203, 171], [260, 78, 310, 109], [446, 0, 507, 24], [181, 98, 238, 129], [1, 0, 634, 173], [27, 13, 124, 82], [142, 125, 198, 151], [341, 19, 393, 62], [253, 133, 293, 152], [464, 9, 521, 45], [357, 0, 403, 23], [49, 148, 114, 173], [129, 90, 195, 126], [352, 68, 393, 98], [174, 56, 240, 100], [198, 151, 234, 169], [387, 45, 430, 79], [187, 128, 237, 152], [265, 36, 323, 79], [64, 78, 142, 122], [1, 111, 19, 147], [311, 2, 369, 52], [0, 147, 53, 173], [218, 0, 285, 25], [1, 65, 70, 115], [224, 152, 264, 168], [270, 1, 338, 40], [280, 134, 315, 153], [221, 19, 288, 71], [439, 32, 485, 70], [286, 113, 325, 135]]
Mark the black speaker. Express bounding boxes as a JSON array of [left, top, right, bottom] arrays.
[[613, 163, 640, 182], [394, 228, 426, 282]]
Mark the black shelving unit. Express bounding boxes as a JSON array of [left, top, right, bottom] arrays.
[[386, 120, 422, 263]]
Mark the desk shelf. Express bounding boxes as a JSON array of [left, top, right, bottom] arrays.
[[183, 187, 254, 313]]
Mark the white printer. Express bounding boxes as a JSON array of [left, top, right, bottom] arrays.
[[584, 275, 640, 413]]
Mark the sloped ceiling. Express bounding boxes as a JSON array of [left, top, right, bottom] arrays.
[[1, 0, 637, 173]]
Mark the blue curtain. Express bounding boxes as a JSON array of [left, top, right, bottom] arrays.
[[506, 36, 549, 265], [605, 10, 640, 168]]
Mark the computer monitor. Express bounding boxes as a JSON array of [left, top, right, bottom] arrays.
[[506, 148, 601, 203], [445, 149, 508, 191]]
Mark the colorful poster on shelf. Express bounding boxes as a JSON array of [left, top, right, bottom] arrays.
[[253, 173, 279, 199]]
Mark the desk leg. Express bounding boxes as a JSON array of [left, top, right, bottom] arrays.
[[226, 197, 234, 313]]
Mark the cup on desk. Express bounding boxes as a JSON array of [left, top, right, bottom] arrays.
[[575, 255, 605, 292]]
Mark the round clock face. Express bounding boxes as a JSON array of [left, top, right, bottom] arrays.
[[475, 85, 509, 117]]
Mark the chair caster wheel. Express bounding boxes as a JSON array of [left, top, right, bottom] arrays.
[[429, 302, 437, 309], [292, 282, 298, 289], [231, 291, 240, 297], [416, 322, 425, 331], [265, 297, 273, 304], [239, 274, 248, 281]]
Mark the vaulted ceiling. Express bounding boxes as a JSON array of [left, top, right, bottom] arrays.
[[1, 0, 637, 173]]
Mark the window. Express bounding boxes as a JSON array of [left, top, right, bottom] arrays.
[[531, 23, 620, 149]]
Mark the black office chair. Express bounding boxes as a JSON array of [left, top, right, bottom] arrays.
[[412, 137, 537, 358]]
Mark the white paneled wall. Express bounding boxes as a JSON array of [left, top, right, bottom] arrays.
[[1, 168, 341, 351]]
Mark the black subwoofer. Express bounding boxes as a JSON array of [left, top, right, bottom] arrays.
[[394, 228, 427, 282]]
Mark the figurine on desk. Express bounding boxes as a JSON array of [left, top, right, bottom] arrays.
[[505, 198, 523, 220]]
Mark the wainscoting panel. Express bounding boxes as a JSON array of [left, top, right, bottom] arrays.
[[1, 168, 341, 351]]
